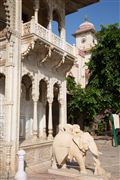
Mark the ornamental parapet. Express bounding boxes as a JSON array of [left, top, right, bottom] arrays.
[[22, 18, 76, 58]]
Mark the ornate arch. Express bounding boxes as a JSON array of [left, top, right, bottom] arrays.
[[52, 8, 62, 31], [0, 72, 5, 79], [21, 73, 34, 101], [53, 8, 61, 22], [38, 0, 50, 28], [42, 77, 49, 85], [22, 72, 34, 82], [39, 78, 48, 103], [53, 82, 60, 99]]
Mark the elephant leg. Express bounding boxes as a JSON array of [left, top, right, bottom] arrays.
[[93, 156, 110, 177], [61, 163, 66, 169], [93, 156, 105, 176], [83, 154, 86, 164], [72, 149, 87, 174], [52, 155, 67, 169], [52, 156, 58, 169], [93, 157, 101, 175], [78, 159, 87, 174], [61, 156, 68, 169]]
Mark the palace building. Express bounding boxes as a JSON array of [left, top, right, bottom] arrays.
[[69, 17, 97, 88], [0, 0, 98, 178]]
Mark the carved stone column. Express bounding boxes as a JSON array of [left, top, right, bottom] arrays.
[[48, 10, 52, 41], [32, 96, 39, 140], [42, 102, 47, 139], [32, 75, 39, 140], [5, 41, 14, 143], [39, 102, 47, 140], [58, 82, 67, 126], [34, 0, 39, 23], [59, 98, 65, 126], [5, 143, 12, 179], [60, 18, 66, 41], [47, 97, 53, 140]]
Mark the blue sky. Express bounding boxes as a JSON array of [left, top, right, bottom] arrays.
[[65, 0, 120, 45]]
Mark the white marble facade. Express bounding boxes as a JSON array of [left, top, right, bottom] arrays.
[[0, 74, 5, 140], [0, 0, 98, 177]]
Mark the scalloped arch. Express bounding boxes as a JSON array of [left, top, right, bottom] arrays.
[[22, 72, 34, 82]]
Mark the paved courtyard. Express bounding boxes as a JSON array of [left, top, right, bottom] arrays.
[[28, 139, 120, 180]]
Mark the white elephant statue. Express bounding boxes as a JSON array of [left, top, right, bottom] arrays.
[[52, 124, 110, 178]]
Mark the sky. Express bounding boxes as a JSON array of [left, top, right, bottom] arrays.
[[65, 0, 120, 45]]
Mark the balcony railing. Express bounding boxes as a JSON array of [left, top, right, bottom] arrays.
[[22, 18, 75, 57]]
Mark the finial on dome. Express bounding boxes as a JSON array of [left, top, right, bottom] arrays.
[[84, 16, 88, 22]]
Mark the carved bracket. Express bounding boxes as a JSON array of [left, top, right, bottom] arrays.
[[37, 45, 54, 66], [22, 41, 35, 59], [55, 52, 67, 70], [42, 46, 52, 63]]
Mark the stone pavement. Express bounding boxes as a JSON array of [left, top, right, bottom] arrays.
[[28, 140, 120, 180]]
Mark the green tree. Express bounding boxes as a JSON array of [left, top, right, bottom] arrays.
[[88, 23, 120, 113], [67, 77, 100, 127]]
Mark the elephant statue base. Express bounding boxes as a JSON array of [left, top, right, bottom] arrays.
[[51, 124, 111, 180]]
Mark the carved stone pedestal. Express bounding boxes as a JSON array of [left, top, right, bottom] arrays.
[[48, 168, 104, 180]]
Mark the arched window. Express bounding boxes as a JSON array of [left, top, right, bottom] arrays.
[[81, 37, 86, 44], [53, 83, 59, 100], [20, 74, 33, 141], [38, 0, 49, 28], [52, 83, 60, 136], [22, 0, 34, 23], [52, 9, 61, 36], [0, 73, 5, 140], [21, 75, 32, 101], [39, 79, 47, 103], [0, 73, 5, 102]]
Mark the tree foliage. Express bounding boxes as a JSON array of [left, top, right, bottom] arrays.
[[88, 23, 120, 113], [67, 24, 120, 126]]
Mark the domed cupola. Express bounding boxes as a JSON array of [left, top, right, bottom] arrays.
[[73, 17, 95, 36], [73, 17, 96, 50]]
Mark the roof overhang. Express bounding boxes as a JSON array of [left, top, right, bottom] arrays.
[[65, 0, 99, 15]]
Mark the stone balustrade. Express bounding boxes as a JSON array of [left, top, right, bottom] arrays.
[[51, 32, 62, 49], [22, 19, 75, 57]]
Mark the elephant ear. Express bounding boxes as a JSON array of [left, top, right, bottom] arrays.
[[84, 132, 100, 157], [53, 132, 72, 165], [54, 147, 68, 165]]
